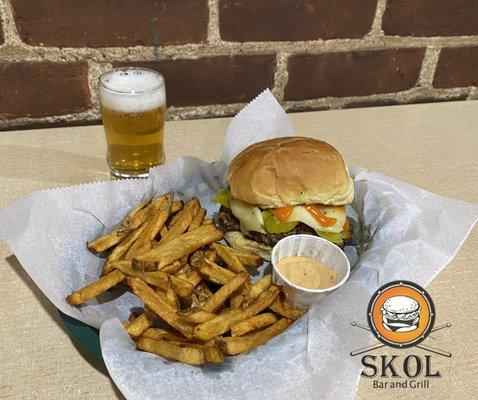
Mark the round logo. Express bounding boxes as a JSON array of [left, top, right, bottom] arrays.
[[367, 281, 435, 348]]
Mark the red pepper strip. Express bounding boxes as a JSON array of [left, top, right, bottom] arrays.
[[272, 206, 293, 222], [305, 204, 337, 227]]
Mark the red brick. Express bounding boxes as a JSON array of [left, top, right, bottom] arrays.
[[434, 47, 478, 88], [284, 49, 425, 100], [11, 0, 208, 47], [383, 0, 478, 37], [114, 55, 276, 107], [219, 0, 377, 42], [0, 62, 91, 119]]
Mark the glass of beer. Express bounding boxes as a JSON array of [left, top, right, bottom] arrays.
[[99, 67, 166, 179]]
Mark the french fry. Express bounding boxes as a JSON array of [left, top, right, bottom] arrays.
[[159, 225, 168, 238], [166, 341, 224, 363], [133, 225, 224, 270], [269, 296, 306, 320], [216, 318, 293, 355], [88, 200, 151, 253], [175, 267, 202, 288], [160, 260, 183, 274], [101, 222, 151, 275], [180, 255, 189, 265], [128, 311, 141, 323], [124, 199, 149, 218], [170, 200, 184, 214], [168, 198, 198, 227], [126, 194, 173, 262], [102, 236, 132, 276], [120, 201, 151, 231], [179, 309, 216, 324], [220, 307, 231, 315], [67, 270, 125, 306], [244, 274, 272, 303], [166, 276, 180, 310], [201, 273, 249, 313], [187, 208, 206, 232], [142, 328, 188, 342], [198, 258, 236, 285], [161, 198, 199, 241], [227, 247, 263, 268], [230, 294, 244, 309], [192, 285, 280, 341], [189, 249, 215, 269], [128, 278, 194, 339], [194, 281, 213, 303], [211, 242, 247, 273], [189, 251, 207, 269], [146, 193, 173, 240], [113, 261, 194, 297], [87, 229, 128, 253], [137, 337, 205, 365], [70, 193, 302, 365], [181, 293, 202, 309], [230, 313, 278, 337], [125, 311, 155, 338], [204, 249, 216, 262], [166, 275, 195, 298]]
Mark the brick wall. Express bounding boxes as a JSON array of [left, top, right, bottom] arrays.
[[1, 0, 478, 131]]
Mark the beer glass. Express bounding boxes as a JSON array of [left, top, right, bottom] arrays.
[[99, 67, 166, 179]]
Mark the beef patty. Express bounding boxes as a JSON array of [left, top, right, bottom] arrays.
[[217, 206, 318, 247]]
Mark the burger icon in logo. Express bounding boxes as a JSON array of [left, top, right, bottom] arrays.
[[367, 281, 435, 348], [381, 295, 420, 332]]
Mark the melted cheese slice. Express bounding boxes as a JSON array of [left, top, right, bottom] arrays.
[[230, 198, 265, 234], [287, 205, 346, 233], [230, 198, 347, 234]]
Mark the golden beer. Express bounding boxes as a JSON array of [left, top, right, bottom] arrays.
[[99, 68, 166, 179]]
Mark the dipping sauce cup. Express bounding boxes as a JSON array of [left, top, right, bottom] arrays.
[[271, 234, 351, 309]]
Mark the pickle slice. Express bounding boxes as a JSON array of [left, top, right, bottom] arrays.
[[316, 230, 344, 245], [262, 210, 298, 234], [212, 187, 231, 209]]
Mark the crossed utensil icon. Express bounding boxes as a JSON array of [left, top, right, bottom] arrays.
[[350, 321, 452, 357]]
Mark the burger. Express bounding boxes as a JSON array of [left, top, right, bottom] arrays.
[[213, 137, 354, 258], [381, 296, 420, 332]]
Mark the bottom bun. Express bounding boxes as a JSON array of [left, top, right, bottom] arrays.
[[382, 316, 419, 332]]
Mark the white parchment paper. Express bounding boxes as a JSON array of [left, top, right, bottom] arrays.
[[0, 90, 477, 400]]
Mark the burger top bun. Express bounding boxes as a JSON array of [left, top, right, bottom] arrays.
[[227, 137, 354, 208], [383, 296, 420, 314]]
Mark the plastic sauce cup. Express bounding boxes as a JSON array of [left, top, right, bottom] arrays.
[[271, 234, 351, 309]]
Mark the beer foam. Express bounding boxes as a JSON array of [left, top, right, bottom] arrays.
[[100, 69, 165, 113]]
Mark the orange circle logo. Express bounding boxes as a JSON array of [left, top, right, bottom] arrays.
[[367, 281, 435, 348]]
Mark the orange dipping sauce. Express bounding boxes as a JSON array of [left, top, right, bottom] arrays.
[[276, 256, 337, 290]]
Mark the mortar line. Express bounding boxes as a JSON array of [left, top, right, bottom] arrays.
[[207, 0, 221, 45], [367, 0, 387, 37], [2, 35, 478, 63], [282, 86, 471, 112], [271, 53, 289, 101], [87, 60, 113, 112], [467, 87, 478, 100], [417, 47, 441, 87], [2, 85, 473, 131], [0, 0, 22, 45]]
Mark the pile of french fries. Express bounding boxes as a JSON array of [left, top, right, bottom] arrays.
[[67, 193, 304, 365]]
